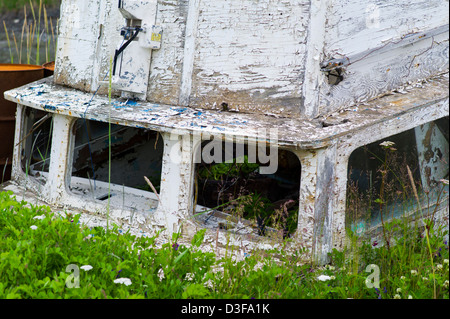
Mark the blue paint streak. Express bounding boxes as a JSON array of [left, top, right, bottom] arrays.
[[126, 99, 138, 106], [173, 107, 188, 113], [44, 104, 56, 111]]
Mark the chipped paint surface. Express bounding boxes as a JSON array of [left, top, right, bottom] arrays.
[[6, 74, 448, 149], [325, 0, 448, 58], [187, 0, 309, 115], [4, 72, 448, 263], [320, 29, 449, 117], [415, 121, 449, 192], [54, 0, 102, 92], [4, 0, 450, 263], [149, 0, 189, 106], [319, 0, 449, 117], [53, 0, 448, 119], [302, 0, 330, 118]]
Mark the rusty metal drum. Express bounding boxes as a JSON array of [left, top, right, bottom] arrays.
[[43, 61, 55, 78], [0, 64, 44, 181]]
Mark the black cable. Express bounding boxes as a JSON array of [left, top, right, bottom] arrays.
[[113, 27, 142, 76]]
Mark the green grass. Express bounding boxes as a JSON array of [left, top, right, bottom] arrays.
[[0, 0, 59, 12], [0, 190, 448, 299], [2, 0, 59, 64]]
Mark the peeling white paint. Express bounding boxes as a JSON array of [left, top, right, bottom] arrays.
[[3, 0, 449, 264], [54, 0, 448, 119], [178, 0, 200, 106]]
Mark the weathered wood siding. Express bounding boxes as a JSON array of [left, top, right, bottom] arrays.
[[318, 0, 449, 117], [146, 0, 189, 106], [187, 0, 310, 116], [325, 0, 448, 57], [54, 0, 448, 119], [55, 0, 310, 117], [54, 0, 103, 92]]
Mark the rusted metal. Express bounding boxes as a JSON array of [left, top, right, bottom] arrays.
[[43, 61, 55, 78], [0, 64, 44, 181]]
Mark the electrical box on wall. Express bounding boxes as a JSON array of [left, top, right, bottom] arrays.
[[54, 0, 163, 101], [110, 0, 162, 100]]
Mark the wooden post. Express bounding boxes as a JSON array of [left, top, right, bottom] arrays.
[[414, 122, 449, 192], [46, 114, 75, 203], [153, 131, 200, 235]]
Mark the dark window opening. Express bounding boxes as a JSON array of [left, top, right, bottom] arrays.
[[20, 107, 53, 181], [194, 141, 301, 239], [346, 117, 449, 236], [70, 119, 163, 209]]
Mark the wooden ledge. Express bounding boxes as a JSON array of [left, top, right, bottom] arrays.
[[4, 73, 448, 149]]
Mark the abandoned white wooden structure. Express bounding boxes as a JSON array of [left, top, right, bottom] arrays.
[[2, 0, 449, 264]]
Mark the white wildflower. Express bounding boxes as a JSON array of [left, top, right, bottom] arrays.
[[33, 214, 45, 220], [440, 179, 449, 185], [157, 268, 165, 282], [408, 295, 413, 299], [185, 273, 195, 281], [394, 294, 401, 299], [422, 277, 428, 281], [253, 261, 264, 272], [317, 275, 332, 281], [30, 225, 38, 230], [380, 141, 395, 148], [396, 288, 402, 293], [411, 270, 418, 276], [443, 280, 449, 289], [436, 264, 443, 271], [113, 278, 132, 286], [330, 276, 336, 280], [400, 276, 406, 281], [80, 265, 93, 271], [443, 259, 449, 265], [326, 265, 335, 271], [84, 234, 94, 240], [204, 279, 214, 290]]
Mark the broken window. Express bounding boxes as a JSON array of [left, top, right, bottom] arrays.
[[69, 119, 163, 211], [193, 138, 301, 239], [346, 117, 449, 236], [19, 107, 53, 184]]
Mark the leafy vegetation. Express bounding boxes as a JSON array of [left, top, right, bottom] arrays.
[[196, 154, 300, 238], [197, 155, 260, 181], [0, 0, 447, 302], [0, 189, 448, 299]]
